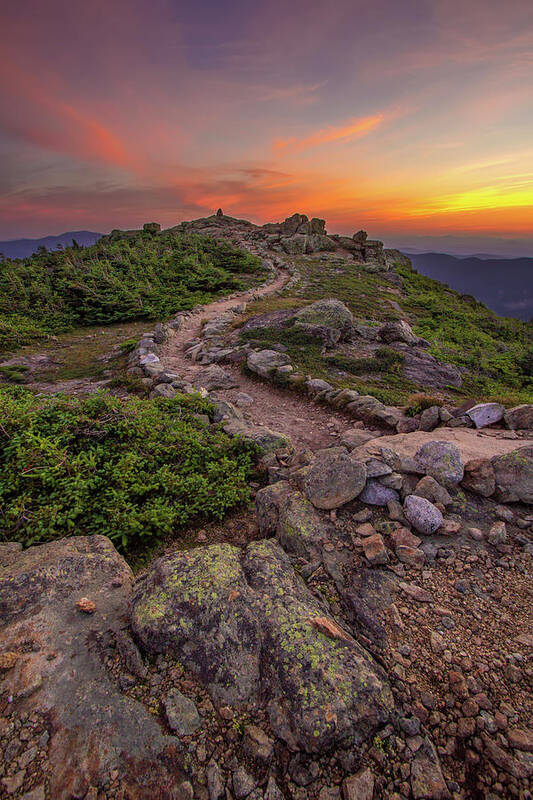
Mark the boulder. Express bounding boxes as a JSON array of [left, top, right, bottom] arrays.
[[379, 320, 418, 345], [131, 540, 393, 753], [0, 536, 185, 799], [306, 378, 334, 395], [419, 406, 441, 432], [303, 449, 367, 509], [491, 446, 533, 504], [247, 349, 291, 379], [415, 440, 464, 488], [341, 429, 380, 451], [294, 299, 353, 342], [413, 476, 452, 507], [403, 495, 444, 535], [505, 404, 533, 430], [222, 419, 291, 454], [194, 364, 237, 391], [256, 484, 331, 561], [461, 458, 496, 497], [466, 402, 505, 429], [359, 479, 399, 506]]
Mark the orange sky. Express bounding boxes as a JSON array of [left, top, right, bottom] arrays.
[[1, 0, 532, 253]]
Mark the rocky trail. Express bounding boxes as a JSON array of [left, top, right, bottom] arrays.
[[1, 214, 532, 800]]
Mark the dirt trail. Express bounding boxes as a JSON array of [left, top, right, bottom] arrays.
[[160, 267, 354, 451]]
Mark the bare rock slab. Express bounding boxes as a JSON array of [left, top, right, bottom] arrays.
[[0, 535, 185, 799]]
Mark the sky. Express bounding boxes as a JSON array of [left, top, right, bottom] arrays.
[[1, 0, 532, 254]]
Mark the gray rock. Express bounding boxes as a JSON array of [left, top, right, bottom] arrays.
[[341, 429, 380, 450], [194, 364, 238, 391], [466, 402, 505, 428], [304, 449, 367, 509], [131, 540, 393, 753], [492, 446, 533, 503], [420, 406, 441, 432], [256, 483, 331, 561], [402, 349, 462, 390], [233, 766, 257, 799], [359, 479, 399, 506], [150, 383, 177, 399], [379, 320, 417, 345], [222, 419, 292, 455], [488, 521, 507, 544], [294, 298, 353, 343], [163, 688, 202, 736], [504, 404, 533, 430], [404, 495, 444, 535], [415, 440, 464, 488], [235, 392, 254, 407], [306, 378, 334, 395], [410, 736, 451, 799], [207, 760, 226, 800], [247, 349, 291, 379], [264, 776, 284, 800]]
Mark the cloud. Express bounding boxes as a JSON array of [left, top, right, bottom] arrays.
[[273, 112, 387, 154]]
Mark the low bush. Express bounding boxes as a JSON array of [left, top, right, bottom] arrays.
[[0, 387, 256, 552], [327, 346, 404, 375]]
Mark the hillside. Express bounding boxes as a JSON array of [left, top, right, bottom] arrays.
[[406, 251, 533, 321], [0, 230, 102, 259], [0, 213, 532, 800], [0, 222, 266, 352]]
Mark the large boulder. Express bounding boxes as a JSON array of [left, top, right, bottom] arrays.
[[0, 536, 186, 799], [303, 449, 367, 509], [466, 402, 504, 429], [247, 349, 291, 379], [222, 418, 291, 454], [131, 540, 393, 753], [491, 446, 533, 504], [403, 495, 444, 535], [293, 299, 353, 345], [505, 404, 533, 430], [194, 364, 237, 391], [415, 440, 464, 488]]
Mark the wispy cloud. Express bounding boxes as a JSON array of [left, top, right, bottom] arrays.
[[273, 112, 387, 154]]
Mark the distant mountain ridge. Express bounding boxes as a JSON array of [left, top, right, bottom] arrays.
[[404, 251, 533, 321], [0, 231, 102, 259]]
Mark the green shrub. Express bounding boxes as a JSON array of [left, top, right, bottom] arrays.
[[0, 230, 265, 352], [405, 392, 443, 417], [0, 387, 256, 551]]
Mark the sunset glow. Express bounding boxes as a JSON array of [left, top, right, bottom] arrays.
[[1, 0, 532, 252]]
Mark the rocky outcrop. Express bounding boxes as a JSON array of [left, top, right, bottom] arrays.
[[0, 536, 185, 799], [131, 540, 393, 753]]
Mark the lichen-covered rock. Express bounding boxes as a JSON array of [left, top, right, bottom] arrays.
[[415, 440, 464, 488], [0, 536, 185, 799], [466, 402, 504, 429], [131, 540, 393, 753], [504, 404, 533, 430], [403, 495, 444, 535], [247, 349, 291, 379], [410, 736, 450, 799], [491, 446, 533, 503], [303, 449, 367, 509], [461, 458, 496, 497], [294, 299, 353, 343]]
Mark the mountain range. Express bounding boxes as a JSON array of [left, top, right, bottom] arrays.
[[405, 251, 533, 321], [0, 231, 102, 259]]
